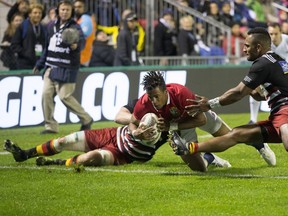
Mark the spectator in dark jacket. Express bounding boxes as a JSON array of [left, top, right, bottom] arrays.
[[89, 30, 115, 67], [177, 15, 198, 57], [206, 2, 224, 47], [7, 0, 29, 23], [114, 12, 139, 66], [220, 1, 233, 27], [154, 9, 177, 58], [0, 13, 24, 70], [11, 3, 46, 69]]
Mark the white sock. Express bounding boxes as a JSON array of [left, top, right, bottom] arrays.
[[55, 131, 87, 152], [249, 96, 260, 122]]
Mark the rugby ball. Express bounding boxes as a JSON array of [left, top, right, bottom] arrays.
[[61, 28, 80, 45], [139, 113, 161, 145]]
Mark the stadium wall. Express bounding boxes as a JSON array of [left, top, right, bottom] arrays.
[[0, 66, 253, 129]]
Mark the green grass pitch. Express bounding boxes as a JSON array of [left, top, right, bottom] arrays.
[[1, 112, 288, 216]]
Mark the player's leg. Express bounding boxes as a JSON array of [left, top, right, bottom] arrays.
[[170, 125, 263, 154], [36, 128, 125, 167], [36, 149, 115, 167], [193, 124, 264, 153], [4, 131, 89, 162], [276, 108, 288, 151], [68, 149, 114, 166], [179, 128, 207, 172], [179, 128, 230, 171], [198, 111, 232, 167], [280, 124, 288, 151], [201, 111, 276, 166]]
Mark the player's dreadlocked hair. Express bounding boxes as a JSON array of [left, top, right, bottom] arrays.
[[141, 71, 166, 92], [247, 27, 271, 49]]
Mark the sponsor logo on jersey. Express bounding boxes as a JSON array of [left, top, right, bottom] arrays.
[[278, 61, 288, 74]]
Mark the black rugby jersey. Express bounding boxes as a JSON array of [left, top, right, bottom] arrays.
[[116, 126, 168, 162], [242, 52, 288, 114]]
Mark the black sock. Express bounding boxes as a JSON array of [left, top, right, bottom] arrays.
[[247, 142, 264, 151], [54, 159, 66, 165], [24, 147, 37, 159], [203, 152, 215, 165]]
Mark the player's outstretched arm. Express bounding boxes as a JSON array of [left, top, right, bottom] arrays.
[[185, 82, 253, 112]]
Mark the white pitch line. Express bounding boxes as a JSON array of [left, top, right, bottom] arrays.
[[1, 165, 288, 179], [0, 152, 9, 155]]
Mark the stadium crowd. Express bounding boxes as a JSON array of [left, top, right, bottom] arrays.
[[0, 0, 288, 68]]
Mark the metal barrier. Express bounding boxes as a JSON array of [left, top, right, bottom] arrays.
[[139, 56, 249, 66]]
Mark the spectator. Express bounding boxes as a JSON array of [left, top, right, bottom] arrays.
[[279, 10, 288, 24], [177, 0, 190, 14], [74, 0, 97, 66], [114, 12, 140, 66], [98, 9, 145, 55], [247, 0, 278, 24], [177, 15, 199, 57], [154, 8, 177, 65], [222, 22, 245, 56], [41, 6, 57, 27], [0, 13, 24, 70], [268, 22, 288, 62], [11, 3, 46, 70], [234, 0, 267, 28], [262, 0, 279, 24], [34, 0, 93, 134], [281, 21, 288, 35], [220, 1, 233, 27], [190, 0, 210, 14], [7, 0, 29, 23], [206, 1, 224, 47], [89, 30, 115, 67], [246, 0, 266, 23]]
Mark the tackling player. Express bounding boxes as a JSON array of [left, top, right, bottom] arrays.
[[170, 27, 287, 162], [248, 22, 288, 125]]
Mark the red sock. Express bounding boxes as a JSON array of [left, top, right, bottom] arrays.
[[36, 140, 58, 156]]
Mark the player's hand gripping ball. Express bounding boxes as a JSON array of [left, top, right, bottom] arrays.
[[139, 113, 161, 145], [61, 28, 80, 45]]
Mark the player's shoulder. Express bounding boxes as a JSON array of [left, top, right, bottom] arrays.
[[256, 52, 279, 64], [252, 52, 283, 72], [167, 83, 195, 100], [167, 83, 192, 92], [166, 83, 187, 91], [135, 94, 149, 107]]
